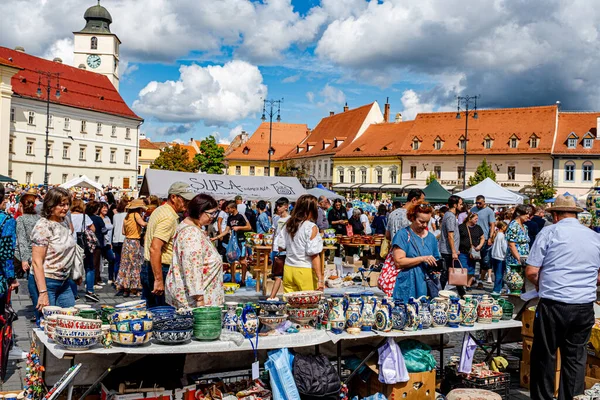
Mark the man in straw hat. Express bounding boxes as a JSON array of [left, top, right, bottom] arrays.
[[526, 195, 600, 400]]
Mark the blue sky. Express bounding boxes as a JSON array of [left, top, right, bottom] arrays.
[[4, 0, 600, 143]]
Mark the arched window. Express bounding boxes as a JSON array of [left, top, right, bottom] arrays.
[[91, 37, 98, 50], [583, 161, 594, 182], [564, 161, 576, 182]]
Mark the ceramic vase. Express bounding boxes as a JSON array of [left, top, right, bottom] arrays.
[[417, 296, 432, 329], [404, 297, 420, 331], [430, 297, 449, 327], [223, 302, 239, 332], [477, 297, 493, 324], [345, 293, 363, 331], [360, 291, 377, 332], [460, 295, 478, 327], [374, 298, 393, 332], [238, 304, 258, 338], [505, 266, 524, 295], [448, 296, 462, 328], [391, 300, 407, 331], [328, 294, 346, 334], [491, 299, 503, 323]]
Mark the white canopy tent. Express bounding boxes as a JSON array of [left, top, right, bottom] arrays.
[[60, 175, 103, 191], [454, 178, 525, 205], [307, 187, 345, 201], [140, 169, 307, 201]]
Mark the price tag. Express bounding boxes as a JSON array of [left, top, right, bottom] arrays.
[[252, 361, 259, 380]]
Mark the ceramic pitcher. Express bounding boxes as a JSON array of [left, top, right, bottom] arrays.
[[223, 302, 239, 332], [345, 293, 363, 331], [430, 297, 449, 327], [404, 297, 421, 331], [328, 294, 346, 334], [477, 296, 493, 324], [460, 295, 479, 327], [491, 297, 503, 323], [391, 300, 408, 331], [239, 304, 258, 338], [360, 291, 377, 332], [374, 298, 393, 332], [448, 296, 462, 328], [417, 296, 432, 329]]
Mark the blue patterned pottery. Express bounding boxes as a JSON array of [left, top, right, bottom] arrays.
[[345, 293, 363, 332], [417, 296, 432, 329], [404, 297, 420, 331], [54, 335, 99, 350], [55, 327, 102, 338], [374, 298, 393, 332], [328, 294, 346, 334], [430, 297, 449, 327], [223, 302, 239, 332], [391, 300, 407, 331], [448, 296, 462, 328], [153, 329, 193, 344], [360, 292, 377, 332], [258, 300, 286, 316]]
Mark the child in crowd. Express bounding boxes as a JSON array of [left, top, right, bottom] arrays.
[[490, 221, 508, 295]]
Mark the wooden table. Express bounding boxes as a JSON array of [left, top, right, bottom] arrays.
[[251, 245, 272, 295], [320, 245, 338, 277]]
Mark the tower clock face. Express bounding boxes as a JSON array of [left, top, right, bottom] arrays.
[[87, 55, 101, 69]]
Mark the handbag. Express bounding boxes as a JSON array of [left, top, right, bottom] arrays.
[[71, 244, 85, 281], [0, 216, 13, 262], [77, 215, 98, 256], [448, 258, 468, 286], [466, 226, 481, 260], [379, 239, 390, 258], [272, 254, 286, 277], [377, 252, 397, 297]]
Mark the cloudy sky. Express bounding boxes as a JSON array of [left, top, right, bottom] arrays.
[[3, 0, 600, 143]]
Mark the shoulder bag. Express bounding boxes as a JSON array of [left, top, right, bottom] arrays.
[[466, 226, 481, 260], [448, 258, 468, 286]]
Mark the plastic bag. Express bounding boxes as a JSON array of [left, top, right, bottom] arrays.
[[226, 231, 241, 263], [398, 340, 437, 373], [266, 348, 301, 400]]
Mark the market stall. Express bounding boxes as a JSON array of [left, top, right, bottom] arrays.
[[59, 175, 103, 191], [454, 178, 525, 204]]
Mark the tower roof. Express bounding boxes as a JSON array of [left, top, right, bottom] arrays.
[[78, 1, 112, 34]]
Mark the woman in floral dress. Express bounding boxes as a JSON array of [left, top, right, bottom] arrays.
[[116, 199, 147, 297], [505, 205, 531, 292], [166, 194, 223, 309]]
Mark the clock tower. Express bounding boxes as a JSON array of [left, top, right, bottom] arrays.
[[73, 1, 121, 90]]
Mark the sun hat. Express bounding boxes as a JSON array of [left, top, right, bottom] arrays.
[[547, 195, 583, 213], [126, 199, 147, 211], [168, 182, 196, 201]]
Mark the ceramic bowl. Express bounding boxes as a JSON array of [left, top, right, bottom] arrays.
[[42, 306, 63, 319], [112, 310, 152, 322], [153, 315, 193, 331], [258, 314, 288, 328], [54, 334, 99, 350], [258, 300, 286, 315], [57, 316, 102, 330], [114, 318, 153, 333], [148, 306, 176, 315], [283, 291, 323, 307], [45, 314, 58, 326], [287, 307, 319, 321], [58, 307, 79, 316], [193, 326, 221, 341], [223, 283, 240, 295], [114, 300, 146, 312], [55, 327, 102, 338], [153, 329, 193, 345], [110, 330, 152, 346], [74, 305, 92, 311]]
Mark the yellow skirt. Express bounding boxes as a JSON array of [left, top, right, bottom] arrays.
[[283, 265, 317, 293]]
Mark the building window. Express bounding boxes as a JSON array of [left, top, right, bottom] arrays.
[[459, 139, 466, 150], [434, 139, 442, 150], [8, 139, 13, 154], [64, 117, 70, 130], [339, 169, 344, 183], [91, 36, 98, 50], [28, 111, 35, 125], [434, 165, 441, 179], [484, 138, 492, 149], [110, 149, 116, 163], [63, 144, 70, 159], [112, 125, 117, 137], [124, 150, 131, 164], [530, 136, 538, 148], [532, 166, 541, 179], [565, 162, 575, 182], [584, 138, 593, 149], [568, 138, 577, 149], [62, 174, 68, 184], [95, 148, 102, 162], [410, 166, 417, 179], [48, 114, 53, 128], [10, 108, 14, 122], [125, 128, 131, 140], [46, 142, 53, 158], [235, 166, 241, 175], [96, 123, 102, 135], [109, 177, 114, 186], [361, 169, 367, 183], [26, 140, 34, 155], [457, 166, 465, 179], [390, 169, 397, 184], [274, 167, 280, 176], [412, 139, 420, 150], [95, 176, 100, 182], [376, 169, 382, 184], [583, 162, 594, 182], [350, 169, 355, 183], [25, 172, 32, 184], [510, 138, 518, 148], [79, 146, 86, 160], [249, 166, 255, 176], [507, 166, 516, 180], [81, 120, 87, 133], [264, 167, 269, 176]]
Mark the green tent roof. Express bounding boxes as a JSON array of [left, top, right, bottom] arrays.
[[393, 179, 452, 204], [0, 175, 16, 183]]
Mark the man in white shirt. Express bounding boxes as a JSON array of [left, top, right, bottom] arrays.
[[235, 195, 247, 215]]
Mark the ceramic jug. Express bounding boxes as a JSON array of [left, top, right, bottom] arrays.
[[491, 298, 503, 323], [360, 291, 377, 332], [345, 293, 363, 331], [391, 300, 408, 331], [374, 298, 393, 332], [477, 297, 493, 324], [430, 297, 449, 327], [460, 295, 479, 327], [448, 296, 462, 328], [404, 297, 421, 331], [505, 265, 524, 295], [223, 302, 239, 332], [499, 298, 514, 320], [239, 304, 258, 338], [417, 296, 432, 329], [328, 294, 346, 334]]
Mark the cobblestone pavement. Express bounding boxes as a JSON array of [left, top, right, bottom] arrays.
[[1, 270, 532, 399]]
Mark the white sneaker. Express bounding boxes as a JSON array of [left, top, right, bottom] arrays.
[[94, 284, 103, 290], [486, 276, 493, 284], [107, 280, 114, 285]]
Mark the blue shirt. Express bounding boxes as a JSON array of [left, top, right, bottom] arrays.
[[527, 218, 600, 304], [472, 206, 495, 239], [256, 212, 272, 234]]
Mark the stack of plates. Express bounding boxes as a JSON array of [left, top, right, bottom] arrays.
[[192, 307, 222, 341]]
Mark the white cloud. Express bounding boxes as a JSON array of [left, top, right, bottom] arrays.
[[156, 123, 195, 137], [42, 38, 74, 66], [120, 60, 139, 77], [133, 60, 267, 125], [399, 89, 455, 121], [282, 74, 300, 83], [306, 91, 315, 103], [318, 84, 345, 106]]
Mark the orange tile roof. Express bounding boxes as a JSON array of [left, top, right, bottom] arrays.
[[153, 141, 169, 150], [397, 105, 557, 155], [226, 122, 309, 161], [334, 121, 415, 158], [554, 112, 600, 154], [286, 103, 376, 159], [0, 56, 21, 69], [139, 139, 160, 150], [217, 143, 229, 151], [177, 144, 198, 162]]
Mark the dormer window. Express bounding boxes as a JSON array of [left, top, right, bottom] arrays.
[[568, 138, 577, 149], [296, 145, 304, 153], [434, 138, 443, 150], [458, 136, 467, 150], [509, 134, 519, 149], [412, 138, 421, 150], [307, 144, 314, 151], [483, 135, 493, 149], [242, 146, 250, 155], [334, 137, 346, 148], [584, 138, 593, 149], [529, 135, 539, 149], [322, 140, 331, 150]]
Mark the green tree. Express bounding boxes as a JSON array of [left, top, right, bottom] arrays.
[[194, 136, 226, 174], [468, 158, 496, 186], [425, 171, 437, 185], [531, 173, 556, 205], [150, 145, 198, 172]]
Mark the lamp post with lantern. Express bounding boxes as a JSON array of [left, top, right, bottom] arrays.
[[261, 99, 282, 176], [36, 71, 61, 190], [456, 95, 479, 190]]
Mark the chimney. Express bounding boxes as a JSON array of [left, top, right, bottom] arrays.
[[306, 128, 311, 136], [78, 64, 86, 70], [329, 111, 335, 117], [395, 113, 403, 123], [14, 46, 25, 53], [53, 57, 63, 63], [383, 97, 390, 123], [343, 102, 348, 112]]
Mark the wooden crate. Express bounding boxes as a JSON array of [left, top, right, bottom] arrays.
[[355, 370, 436, 400], [521, 308, 535, 337], [520, 362, 559, 397]]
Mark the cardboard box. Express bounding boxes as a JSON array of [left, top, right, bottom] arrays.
[[520, 362, 559, 397], [367, 271, 380, 287], [521, 308, 535, 337], [355, 360, 436, 400]]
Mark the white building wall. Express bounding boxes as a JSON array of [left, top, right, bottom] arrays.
[[73, 33, 120, 90]]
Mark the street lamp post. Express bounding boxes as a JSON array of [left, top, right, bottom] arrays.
[[261, 99, 282, 176], [456, 95, 479, 190], [36, 71, 61, 190]]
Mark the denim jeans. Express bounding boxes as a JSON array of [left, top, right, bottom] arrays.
[[28, 273, 40, 323], [102, 245, 116, 281], [458, 253, 476, 275], [141, 261, 170, 308], [69, 279, 78, 299], [113, 243, 123, 280], [491, 258, 505, 293], [84, 252, 96, 293], [46, 278, 75, 308], [480, 243, 492, 271]]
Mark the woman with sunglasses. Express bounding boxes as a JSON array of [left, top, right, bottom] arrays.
[[166, 194, 223, 308]]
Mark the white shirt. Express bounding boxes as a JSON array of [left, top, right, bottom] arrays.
[[237, 203, 247, 215], [275, 220, 323, 268], [103, 216, 113, 246], [218, 210, 228, 233], [112, 212, 126, 244], [272, 215, 290, 252], [360, 214, 372, 235], [70, 213, 93, 241], [491, 231, 507, 260]]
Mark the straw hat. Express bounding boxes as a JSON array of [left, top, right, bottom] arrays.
[[547, 194, 583, 213], [126, 199, 147, 211], [22, 188, 38, 197]]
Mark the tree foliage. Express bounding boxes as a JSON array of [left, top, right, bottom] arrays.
[[468, 158, 496, 186], [531, 173, 556, 206], [425, 171, 437, 185], [150, 145, 198, 172], [194, 136, 226, 174]]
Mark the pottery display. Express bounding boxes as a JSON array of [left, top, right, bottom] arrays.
[[258, 300, 286, 316], [224, 283, 240, 295], [391, 300, 407, 331], [223, 302, 240, 332], [101, 324, 112, 348], [283, 291, 323, 307], [374, 298, 393, 332], [54, 335, 99, 350], [114, 300, 146, 312], [193, 306, 222, 341], [505, 265, 524, 295], [44, 315, 58, 340], [109, 310, 153, 346], [587, 181, 600, 224], [430, 297, 449, 327], [477, 297, 493, 324], [55, 327, 102, 338], [78, 309, 99, 320], [57, 307, 79, 316], [403, 298, 420, 331], [417, 296, 432, 329], [328, 294, 346, 334], [360, 292, 377, 332], [499, 298, 514, 320], [100, 305, 116, 324], [42, 306, 63, 320], [447, 296, 462, 328], [110, 331, 153, 346], [323, 229, 336, 238], [238, 304, 259, 338], [252, 233, 263, 246], [57, 316, 102, 331], [287, 307, 319, 328], [460, 295, 479, 327], [345, 293, 363, 331], [264, 234, 274, 246], [153, 329, 193, 344], [258, 314, 288, 335], [491, 299, 503, 323]]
